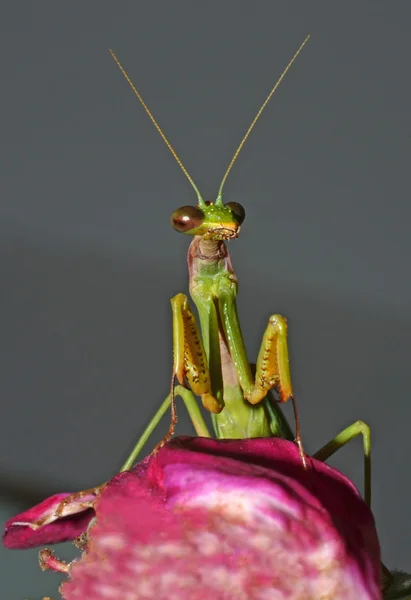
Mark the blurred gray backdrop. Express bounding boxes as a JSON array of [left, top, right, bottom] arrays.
[[1, 2, 410, 598]]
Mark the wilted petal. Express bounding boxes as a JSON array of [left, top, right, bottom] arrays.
[[61, 437, 381, 600], [3, 491, 96, 549]]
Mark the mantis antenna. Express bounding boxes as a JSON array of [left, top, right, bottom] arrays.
[[109, 49, 205, 207], [110, 35, 309, 208], [216, 34, 310, 205]]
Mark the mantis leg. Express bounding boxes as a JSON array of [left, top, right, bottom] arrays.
[[171, 293, 223, 414], [218, 285, 294, 406], [313, 421, 393, 592], [216, 279, 305, 461], [151, 293, 222, 448], [312, 420, 371, 507], [119, 385, 211, 472]]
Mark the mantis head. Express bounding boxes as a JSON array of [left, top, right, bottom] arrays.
[[109, 35, 310, 242], [171, 200, 245, 241]]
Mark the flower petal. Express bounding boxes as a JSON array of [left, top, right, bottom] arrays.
[[3, 492, 95, 549], [62, 437, 381, 599]]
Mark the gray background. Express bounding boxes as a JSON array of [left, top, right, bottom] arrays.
[[1, 2, 410, 598]]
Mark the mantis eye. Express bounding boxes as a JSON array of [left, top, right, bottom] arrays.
[[171, 206, 205, 233], [225, 202, 245, 225]]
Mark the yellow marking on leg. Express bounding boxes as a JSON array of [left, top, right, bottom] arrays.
[[171, 293, 223, 413]]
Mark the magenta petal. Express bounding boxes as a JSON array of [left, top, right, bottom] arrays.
[[3, 493, 95, 549], [155, 436, 381, 582], [62, 437, 381, 599]]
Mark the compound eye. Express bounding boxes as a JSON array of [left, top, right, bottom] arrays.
[[171, 205, 205, 233], [225, 202, 245, 225]]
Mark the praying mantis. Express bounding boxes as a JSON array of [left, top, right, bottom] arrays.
[[110, 37, 373, 511], [3, 36, 401, 597]]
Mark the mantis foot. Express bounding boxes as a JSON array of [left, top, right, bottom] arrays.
[[295, 437, 308, 470], [152, 374, 179, 455]]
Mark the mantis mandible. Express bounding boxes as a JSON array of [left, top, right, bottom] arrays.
[[109, 37, 372, 510]]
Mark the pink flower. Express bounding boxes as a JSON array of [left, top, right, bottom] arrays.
[[4, 436, 381, 599]]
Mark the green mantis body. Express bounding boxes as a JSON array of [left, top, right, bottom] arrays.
[[170, 209, 296, 445], [110, 38, 373, 512]]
